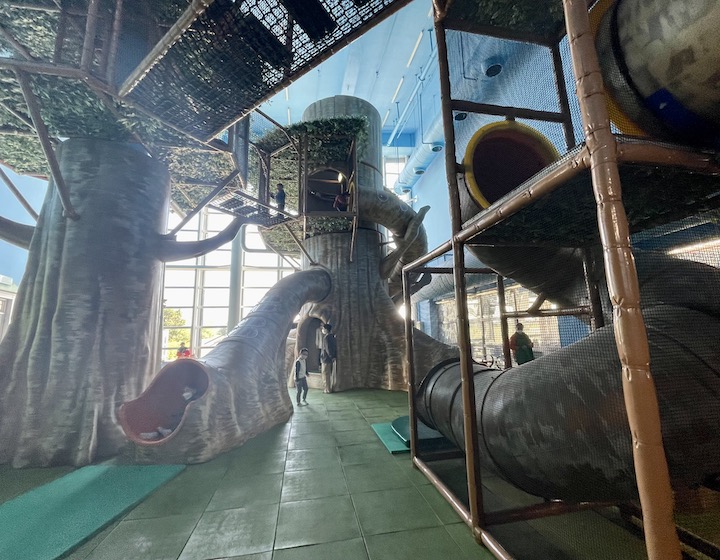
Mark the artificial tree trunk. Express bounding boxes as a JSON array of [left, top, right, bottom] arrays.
[[0, 138, 242, 467], [301, 229, 406, 390]]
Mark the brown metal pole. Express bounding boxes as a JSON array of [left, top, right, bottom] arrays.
[[0, 24, 36, 60], [551, 42, 576, 150], [451, 99, 566, 124], [503, 307, 591, 319], [283, 223, 315, 265], [562, 0, 681, 558], [0, 166, 39, 220], [105, 0, 124, 84], [582, 248, 605, 330], [168, 170, 239, 236], [0, 100, 36, 131], [53, 8, 66, 62], [485, 500, 615, 525], [496, 276, 512, 368], [403, 269, 421, 459], [434, 8, 485, 530], [455, 145, 590, 244], [80, 0, 100, 71], [15, 70, 79, 220]]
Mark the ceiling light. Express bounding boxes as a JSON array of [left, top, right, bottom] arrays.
[[382, 109, 390, 127], [414, 167, 425, 175], [406, 31, 423, 67], [454, 112, 468, 121], [391, 77, 404, 103], [431, 143, 443, 152]]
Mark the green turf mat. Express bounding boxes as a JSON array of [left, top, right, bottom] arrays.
[[0, 464, 185, 560], [371, 423, 410, 454]]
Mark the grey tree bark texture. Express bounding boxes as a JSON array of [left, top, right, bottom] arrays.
[[121, 268, 332, 464], [296, 96, 454, 392], [0, 139, 170, 467], [0, 139, 243, 468]]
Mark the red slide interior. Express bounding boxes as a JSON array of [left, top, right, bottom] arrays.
[[119, 359, 209, 444]]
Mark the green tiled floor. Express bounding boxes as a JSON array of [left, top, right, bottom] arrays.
[[0, 388, 650, 559]]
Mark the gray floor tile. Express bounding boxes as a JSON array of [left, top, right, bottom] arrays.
[[353, 487, 442, 535], [207, 473, 283, 510], [271, 538, 368, 560], [365, 526, 467, 560], [344, 462, 413, 494], [275, 496, 360, 549], [285, 447, 341, 471], [178, 504, 278, 559], [281, 467, 349, 502], [86, 514, 200, 560]]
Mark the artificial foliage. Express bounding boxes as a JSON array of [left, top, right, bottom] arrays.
[[253, 116, 367, 254], [447, 0, 566, 37]]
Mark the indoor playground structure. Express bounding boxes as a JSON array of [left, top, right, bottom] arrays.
[[1, 0, 720, 559]]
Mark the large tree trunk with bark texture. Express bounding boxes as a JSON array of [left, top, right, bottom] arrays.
[[0, 139, 170, 467]]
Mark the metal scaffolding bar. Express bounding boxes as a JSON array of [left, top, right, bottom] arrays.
[[0, 166, 39, 220], [80, 0, 100, 71], [434, 5, 486, 531], [168, 170, 240, 236], [15, 70, 79, 220], [118, 0, 215, 97]]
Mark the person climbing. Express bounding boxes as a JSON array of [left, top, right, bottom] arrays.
[[270, 182, 286, 212], [176, 342, 191, 359], [294, 347, 310, 405], [321, 323, 337, 393], [509, 323, 534, 365], [333, 191, 349, 212]]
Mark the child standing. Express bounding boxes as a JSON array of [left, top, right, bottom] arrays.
[[294, 348, 310, 406]]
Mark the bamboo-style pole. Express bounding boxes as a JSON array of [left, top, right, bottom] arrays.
[[434, 5, 486, 530], [455, 145, 591, 244], [80, 0, 100, 71], [0, 166, 39, 220], [14, 70, 79, 220], [562, 0, 681, 558], [118, 0, 215, 96]]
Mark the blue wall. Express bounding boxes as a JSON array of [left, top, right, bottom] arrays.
[[0, 165, 47, 285]]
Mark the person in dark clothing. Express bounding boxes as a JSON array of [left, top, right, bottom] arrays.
[[294, 347, 310, 405], [509, 323, 535, 365], [271, 183, 286, 212], [321, 324, 337, 393]]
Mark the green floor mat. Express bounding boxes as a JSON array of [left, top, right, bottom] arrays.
[[371, 423, 410, 454], [0, 464, 185, 560]]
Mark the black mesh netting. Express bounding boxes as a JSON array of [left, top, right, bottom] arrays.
[[128, 0, 403, 140]]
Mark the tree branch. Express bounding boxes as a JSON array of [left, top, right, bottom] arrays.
[[157, 217, 244, 262], [0, 215, 35, 249]]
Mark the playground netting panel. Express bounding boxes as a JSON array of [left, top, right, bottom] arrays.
[[128, 0, 406, 140]]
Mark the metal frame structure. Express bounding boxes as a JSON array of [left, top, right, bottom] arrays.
[[398, 0, 720, 558]]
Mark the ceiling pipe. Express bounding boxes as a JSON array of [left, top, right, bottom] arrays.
[[393, 113, 444, 193], [385, 42, 437, 148]]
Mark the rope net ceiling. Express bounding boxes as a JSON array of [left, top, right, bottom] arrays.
[[128, 0, 406, 141]]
